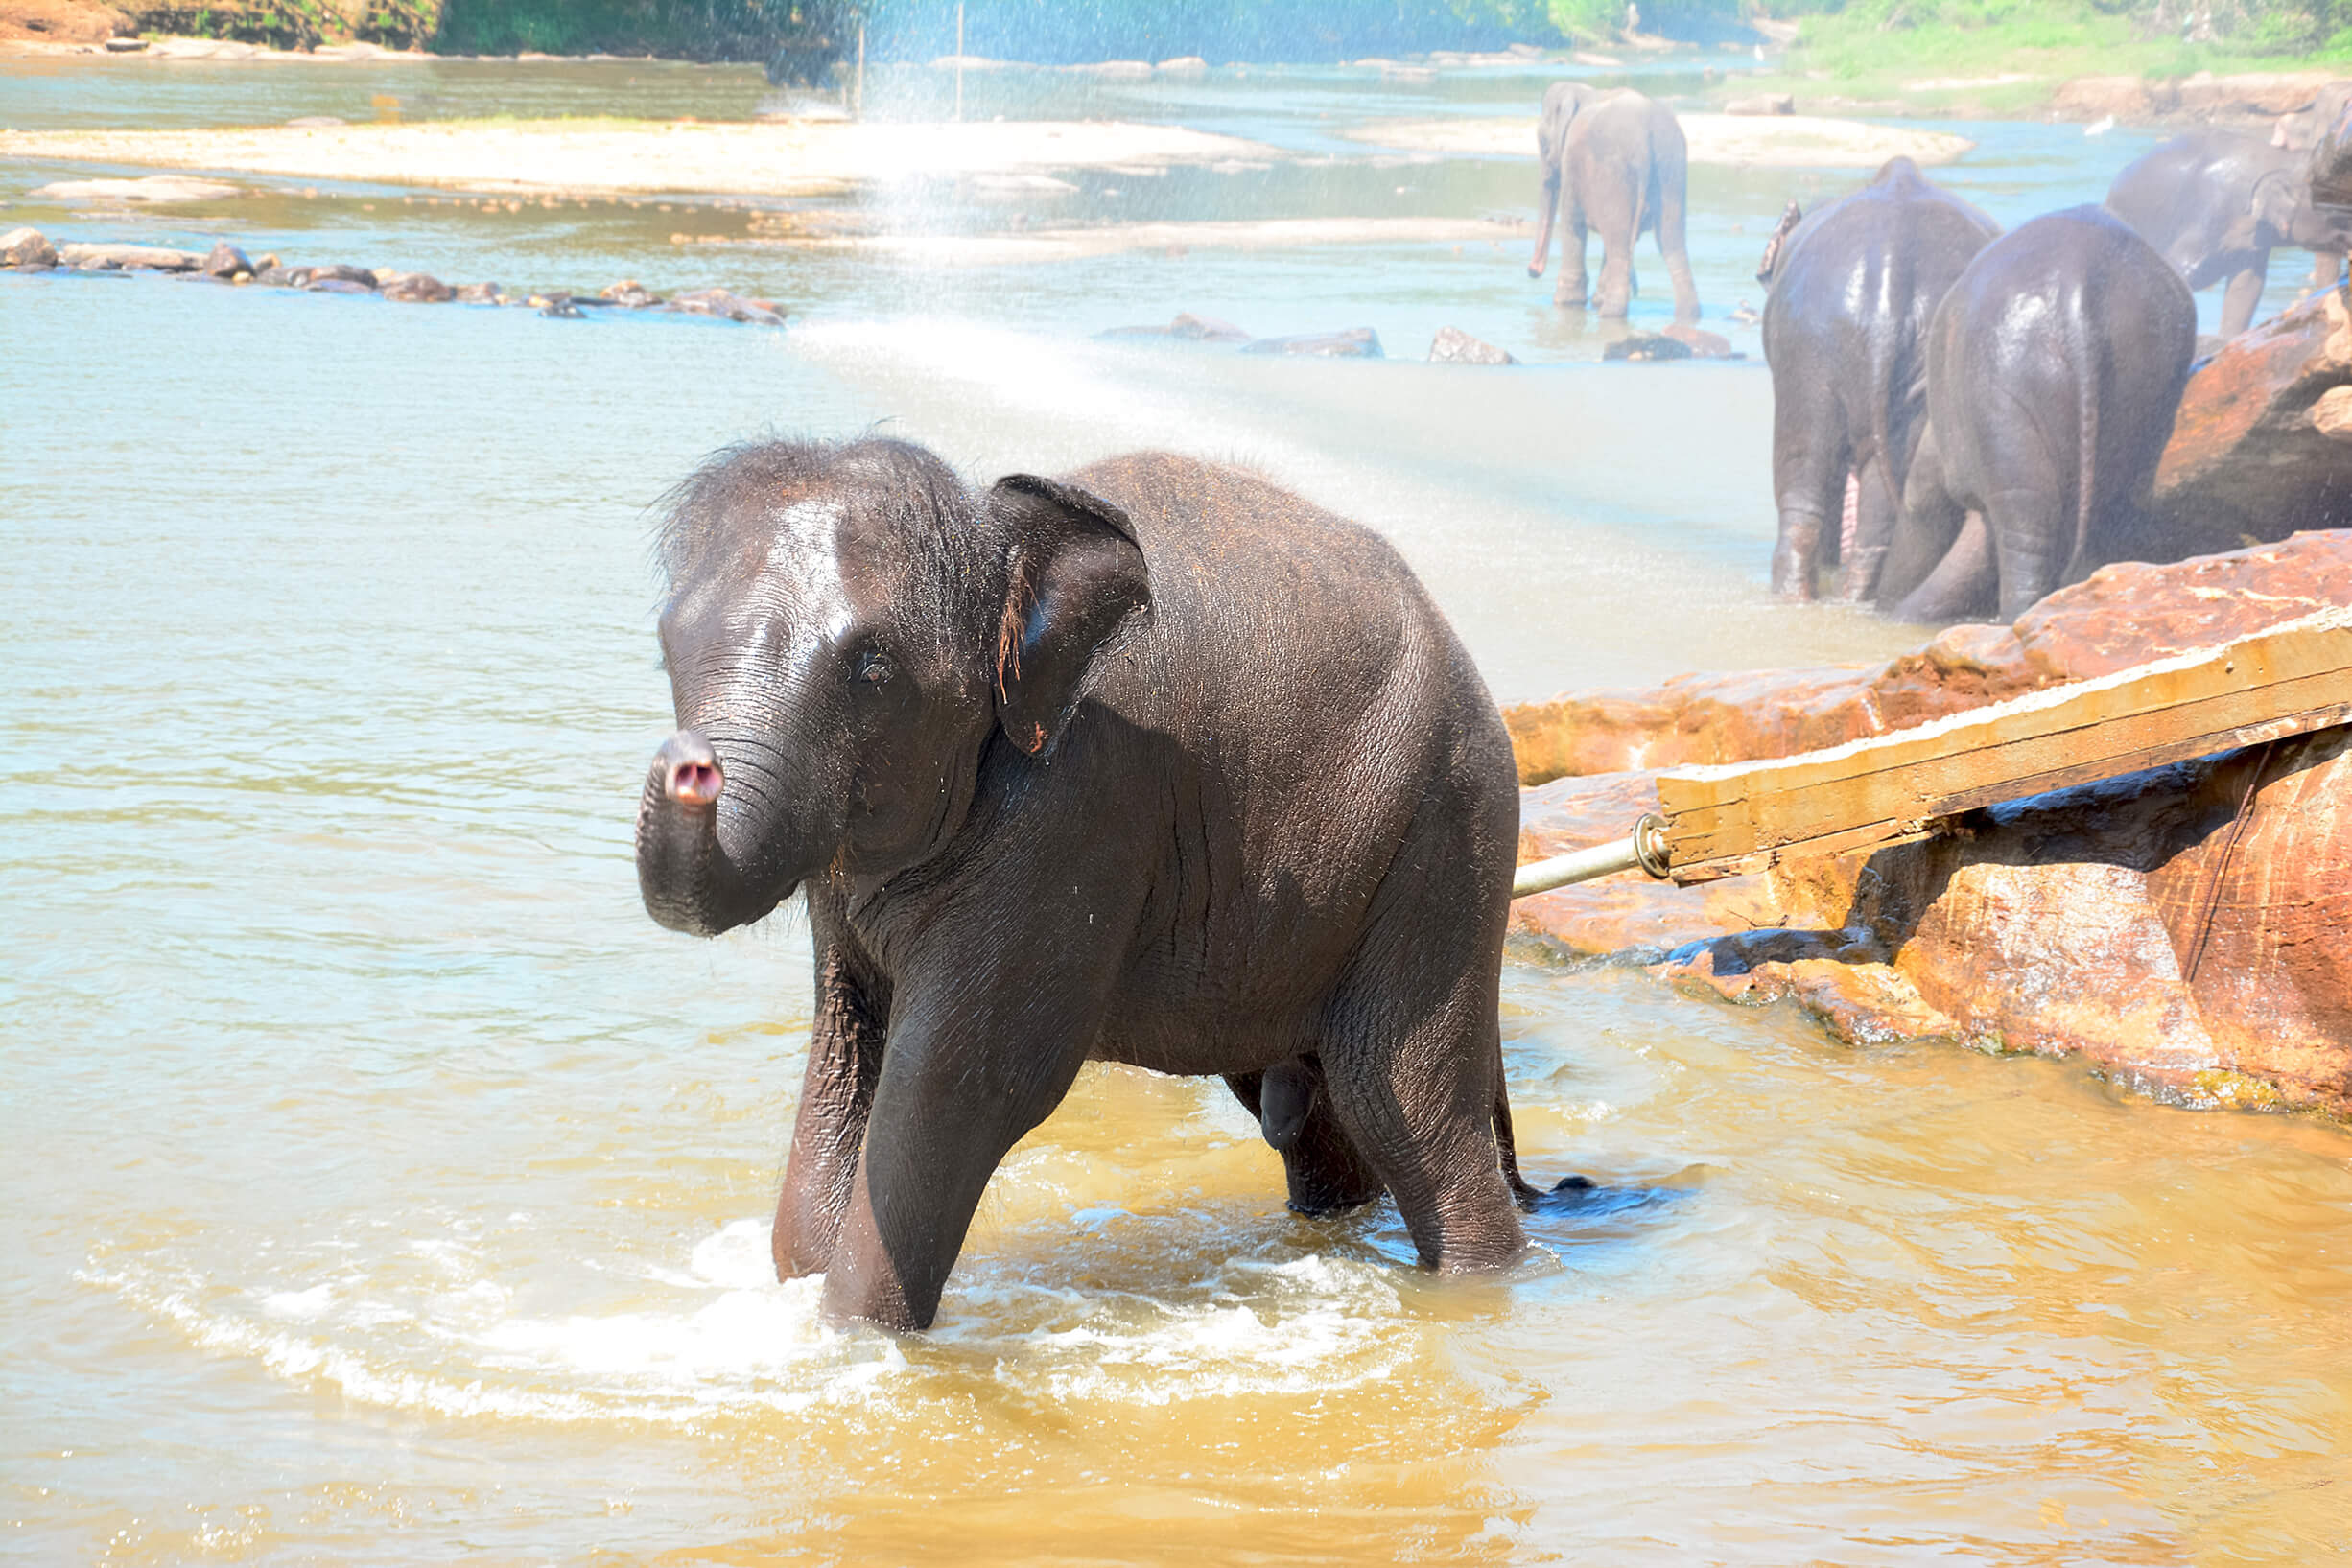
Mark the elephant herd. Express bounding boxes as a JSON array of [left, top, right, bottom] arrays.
[[1530, 82, 2352, 622]]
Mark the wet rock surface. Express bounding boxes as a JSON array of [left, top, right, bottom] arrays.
[[2152, 285, 2352, 550], [1, 225, 59, 269], [383, 271, 454, 302], [1601, 331, 1691, 362], [1427, 325, 1516, 364], [1509, 532, 2352, 1115]]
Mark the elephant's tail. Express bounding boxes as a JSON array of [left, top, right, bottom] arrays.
[[2067, 303, 2101, 581], [1494, 1085, 1588, 1209]]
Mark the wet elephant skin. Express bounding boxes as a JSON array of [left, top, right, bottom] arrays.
[[1757, 155, 1999, 605], [633, 438, 1561, 1330], [1891, 206, 2197, 623], [2105, 130, 2352, 339], [1526, 82, 1698, 320]]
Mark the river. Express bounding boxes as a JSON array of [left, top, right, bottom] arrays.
[[4, 54, 2350, 1565]]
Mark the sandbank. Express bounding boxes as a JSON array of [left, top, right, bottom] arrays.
[[0, 119, 1286, 198], [733, 215, 1524, 266], [1345, 113, 1974, 167]]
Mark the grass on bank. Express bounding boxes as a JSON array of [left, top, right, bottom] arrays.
[[1725, 4, 2352, 116]]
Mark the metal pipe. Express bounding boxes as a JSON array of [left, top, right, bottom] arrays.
[[1511, 812, 1671, 899]]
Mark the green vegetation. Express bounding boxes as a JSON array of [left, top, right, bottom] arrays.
[[123, 0, 2352, 82]]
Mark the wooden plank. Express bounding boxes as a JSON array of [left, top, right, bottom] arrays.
[[1653, 609, 2352, 884]]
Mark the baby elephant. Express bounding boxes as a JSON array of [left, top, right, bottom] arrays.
[[634, 439, 1567, 1330], [1885, 205, 2197, 622]]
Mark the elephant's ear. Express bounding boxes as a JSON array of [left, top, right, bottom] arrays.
[[2243, 169, 2300, 246], [983, 474, 1152, 760]]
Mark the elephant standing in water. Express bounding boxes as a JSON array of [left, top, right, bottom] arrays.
[[1886, 206, 2197, 622], [634, 438, 1574, 1331], [1526, 82, 1698, 319], [1757, 156, 1999, 603], [2105, 129, 2352, 339]]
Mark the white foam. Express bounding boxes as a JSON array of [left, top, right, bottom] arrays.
[[84, 1214, 1417, 1425]]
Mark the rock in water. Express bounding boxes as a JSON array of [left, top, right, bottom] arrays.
[[383, 273, 455, 303], [600, 279, 665, 307], [58, 243, 203, 271], [666, 287, 786, 325], [1, 227, 58, 269], [2152, 285, 2352, 550], [300, 264, 379, 291], [1428, 326, 1516, 364], [1601, 332, 1691, 362], [201, 242, 252, 278], [539, 297, 586, 318], [453, 282, 503, 304], [1661, 322, 1738, 359], [1240, 327, 1383, 358], [1100, 312, 1253, 343], [1506, 530, 2352, 1115]]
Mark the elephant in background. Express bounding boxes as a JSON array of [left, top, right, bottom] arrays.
[[1887, 206, 2197, 623], [635, 438, 1571, 1331], [1756, 156, 2000, 604], [2105, 129, 2352, 338], [1526, 83, 1698, 320]]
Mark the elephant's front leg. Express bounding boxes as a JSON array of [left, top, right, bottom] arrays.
[[2219, 256, 2270, 338], [773, 948, 888, 1280], [819, 967, 1108, 1330]]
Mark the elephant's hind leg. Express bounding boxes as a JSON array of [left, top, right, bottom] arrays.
[[1557, 204, 1591, 308]]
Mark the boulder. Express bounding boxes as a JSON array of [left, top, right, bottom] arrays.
[[383, 272, 455, 303], [453, 282, 503, 304], [1504, 529, 2352, 784], [1428, 325, 1516, 364], [600, 279, 665, 307], [668, 287, 786, 325], [1, 226, 58, 269], [1240, 327, 1383, 358], [253, 264, 306, 288], [307, 278, 373, 295], [1724, 93, 1795, 116], [301, 264, 379, 291], [1661, 322, 1738, 359], [2151, 285, 2352, 550], [1601, 332, 1691, 362], [200, 242, 252, 278], [538, 297, 587, 318], [1508, 532, 2352, 1116], [58, 242, 202, 271]]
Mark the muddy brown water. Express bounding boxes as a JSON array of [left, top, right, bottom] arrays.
[[4, 58, 2350, 1564]]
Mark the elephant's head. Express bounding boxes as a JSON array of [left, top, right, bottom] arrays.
[[1755, 199, 1803, 286], [2272, 82, 2352, 152], [635, 437, 1151, 937], [2246, 166, 2352, 256]]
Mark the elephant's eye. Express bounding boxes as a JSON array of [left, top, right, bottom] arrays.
[[851, 648, 894, 686]]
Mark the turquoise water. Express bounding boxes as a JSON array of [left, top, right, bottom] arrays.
[[6, 57, 2351, 1565]]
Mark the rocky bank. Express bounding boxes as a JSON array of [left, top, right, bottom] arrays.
[[1509, 530, 2352, 1118]]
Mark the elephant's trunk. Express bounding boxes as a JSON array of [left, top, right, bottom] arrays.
[[635, 730, 787, 936], [1527, 169, 1560, 278]]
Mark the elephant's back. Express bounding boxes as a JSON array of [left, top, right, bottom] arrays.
[[1057, 450, 1506, 777]]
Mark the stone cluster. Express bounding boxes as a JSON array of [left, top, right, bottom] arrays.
[[0, 225, 788, 325]]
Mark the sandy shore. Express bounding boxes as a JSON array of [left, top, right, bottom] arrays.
[[739, 216, 1526, 265], [0, 120, 1286, 198], [1346, 113, 1975, 167]]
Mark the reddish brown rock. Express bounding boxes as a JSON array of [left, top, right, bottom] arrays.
[[2152, 287, 2352, 551], [1512, 538, 2352, 1116], [1506, 528, 2352, 784]]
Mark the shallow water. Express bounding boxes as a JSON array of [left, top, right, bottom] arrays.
[[6, 59, 2352, 1565]]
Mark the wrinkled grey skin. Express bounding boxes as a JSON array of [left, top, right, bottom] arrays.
[[1889, 206, 2197, 622], [2105, 129, 2352, 339], [634, 438, 1567, 1331], [1757, 156, 2000, 605], [1526, 82, 1698, 320]]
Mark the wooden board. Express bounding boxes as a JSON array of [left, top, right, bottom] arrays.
[[1654, 608, 2352, 883]]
